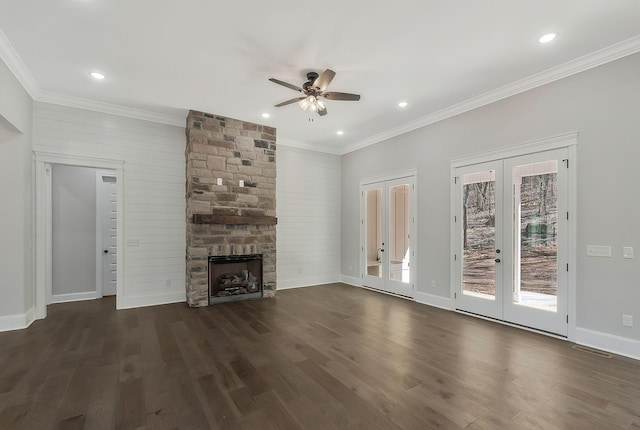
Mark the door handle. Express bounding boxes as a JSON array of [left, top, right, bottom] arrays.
[[495, 258, 501, 263], [104, 249, 109, 254]]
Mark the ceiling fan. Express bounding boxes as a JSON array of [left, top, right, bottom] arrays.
[[268, 69, 360, 117]]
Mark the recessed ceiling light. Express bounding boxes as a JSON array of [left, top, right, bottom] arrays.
[[538, 33, 557, 44], [261, 113, 270, 118], [398, 101, 408, 108], [90, 72, 105, 80], [336, 130, 344, 136]]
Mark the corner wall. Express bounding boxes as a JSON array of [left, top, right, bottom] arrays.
[[0, 56, 33, 331], [341, 53, 640, 356]]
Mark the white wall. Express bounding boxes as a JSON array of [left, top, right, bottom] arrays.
[[0, 57, 33, 331], [51, 165, 98, 297], [277, 145, 341, 289], [342, 53, 640, 354], [33, 102, 186, 308]]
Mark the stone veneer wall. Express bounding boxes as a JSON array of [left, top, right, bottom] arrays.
[[186, 110, 276, 307]]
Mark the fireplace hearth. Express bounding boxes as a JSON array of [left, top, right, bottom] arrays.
[[209, 254, 263, 304]]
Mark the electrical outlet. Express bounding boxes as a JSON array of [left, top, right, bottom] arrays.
[[217, 178, 223, 186], [623, 247, 634, 259], [348, 265, 352, 273], [166, 279, 172, 287], [239, 179, 244, 187], [622, 314, 633, 327], [431, 280, 437, 288]]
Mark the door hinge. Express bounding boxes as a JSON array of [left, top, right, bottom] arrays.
[[412, 184, 415, 190], [563, 159, 569, 168], [454, 292, 457, 299], [566, 263, 569, 271], [454, 254, 457, 261], [566, 212, 569, 220], [454, 215, 457, 222], [454, 177, 458, 184], [566, 315, 569, 323]]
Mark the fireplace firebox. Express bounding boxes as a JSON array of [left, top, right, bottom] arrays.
[[208, 254, 263, 304]]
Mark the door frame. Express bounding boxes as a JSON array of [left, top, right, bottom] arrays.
[[96, 170, 117, 297], [34, 152, 124, 320], [449, 133, 577, 340], [360, 168, 418, 298]]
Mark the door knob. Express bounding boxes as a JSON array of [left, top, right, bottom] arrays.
[[104, 249, 109, 254], [495, 258, 501, 263]]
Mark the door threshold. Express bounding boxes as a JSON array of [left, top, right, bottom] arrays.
[[454, 308, 568, 340], [360, 285, 413, 301]]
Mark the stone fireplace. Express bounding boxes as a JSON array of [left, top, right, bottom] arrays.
[[185, 110, 276, 307]]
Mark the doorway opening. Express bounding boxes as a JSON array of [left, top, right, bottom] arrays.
[[34, 153, 124, 320]]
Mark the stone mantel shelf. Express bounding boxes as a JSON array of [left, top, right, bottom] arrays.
[[192, 214, 277, 226]]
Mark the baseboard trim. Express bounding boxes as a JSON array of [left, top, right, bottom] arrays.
[[277, 276, 341, 290], [0, 307, 36, 332], [574, 327, 640, 361], [340, 275, 362, 287], [414, 291, 453, 310], [51, 291, 99, 303], [119, 291, 185, 310]]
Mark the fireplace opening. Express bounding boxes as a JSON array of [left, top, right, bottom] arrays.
[[208, 254, 263, 304]]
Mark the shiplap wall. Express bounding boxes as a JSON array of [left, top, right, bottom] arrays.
[[276, 145, 341, 289], [33, 102, 186, 308]]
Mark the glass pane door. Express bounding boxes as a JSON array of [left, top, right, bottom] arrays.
[[363, 184, 385, 290], [455, 161, 503, 319], [385, 178, 413, 297], [503, 149, 568, 335]]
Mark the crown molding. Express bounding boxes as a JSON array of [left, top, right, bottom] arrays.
[[0, 28, 40, 97], [342, 35, 640, 155], [1, 28, 186, 127], [276, 137, 342, 155], [37, 90, 186, 127]]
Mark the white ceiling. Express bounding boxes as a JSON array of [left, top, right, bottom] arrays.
[[1, 1, 639, 154]]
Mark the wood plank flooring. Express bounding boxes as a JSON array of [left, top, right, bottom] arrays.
[[1, 283, 639, 429]]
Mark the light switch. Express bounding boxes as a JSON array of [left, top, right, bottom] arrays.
[[623, 247, 634, 259], [216, 178, 223, 186], [586, 245, 612, 257], [239, 180, 244, 187]]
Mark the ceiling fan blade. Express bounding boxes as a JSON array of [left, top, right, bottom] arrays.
[[323, 92, 361, 101], [269, 78, 303, 92], [313, 69, 336, 91], [318, 106, 328, 116], [275, 97, 305, 107]]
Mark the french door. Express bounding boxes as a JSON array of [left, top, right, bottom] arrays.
[[454, 148, 569, 336], [362, 176, 415, 298]]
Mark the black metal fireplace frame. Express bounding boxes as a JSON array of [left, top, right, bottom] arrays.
[[208, 254, 264, 305]]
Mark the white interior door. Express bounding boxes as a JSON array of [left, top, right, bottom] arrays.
[[362, 176, 415, 298], [98, 173, 117, 296], [454, 148, 569, 336]]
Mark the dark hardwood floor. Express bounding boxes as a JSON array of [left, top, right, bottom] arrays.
[[1, 283, 639, 429]]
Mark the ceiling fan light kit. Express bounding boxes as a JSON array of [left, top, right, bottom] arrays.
[[269, 69, 360, 117]]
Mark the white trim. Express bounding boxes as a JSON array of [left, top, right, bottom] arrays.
[[0, 28, 39, 99], [119, 291, 185, 309], [0, 307, 35, 332], [0, 29, 185, 127], [34, 152, 125, 321], [342, 36, 640, 155], [414, 291, 453, 311], [277, 139, 343, 156], [454, 309, 569, 341], [567, 144, 578, 341], [574, 327, 640, 361], [340, 275, 361, 287], [37, 90, 185, 127], [51, 292, 100, 304], [277, 276, 341, 290], [450, 132, 578, 167], [96, 170, 117, 299]]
